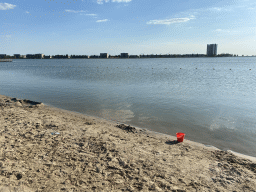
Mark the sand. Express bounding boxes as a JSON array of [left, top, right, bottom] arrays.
[[0, 94, 255, 192]]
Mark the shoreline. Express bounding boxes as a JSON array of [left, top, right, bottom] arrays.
[[0, 94, 256, 191], [45, 99, 256, 161]]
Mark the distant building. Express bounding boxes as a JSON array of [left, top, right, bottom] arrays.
[[100, 53, 109, 58], [108, 55, 119, 59], [129, 55, 140, 58], [27, 54, 45, 59], [14, 54, 21, 59], [35, 54, 45, 59], [53, 54, 70, 59], [197, 54, 206, 57], [120, 53, 129, 58], [207, 44, 218, 56], [218, 53, 234, 57], [160, 54, 170, 58], [26, 54, 35, 59], [44, 55, 52, 59], [70, 55, 89, 59], [0, 54, 7, 58], [90, 55, 100, 58]]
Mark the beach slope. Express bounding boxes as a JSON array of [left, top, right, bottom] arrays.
[[0, 95, 255, 191]]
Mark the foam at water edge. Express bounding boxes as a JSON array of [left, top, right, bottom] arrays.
[[227, 150, 256, 162]]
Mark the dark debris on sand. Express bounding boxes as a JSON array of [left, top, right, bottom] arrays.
[[116, 124, 137, 133], [212, 150, 256, 173], [9, 98, 43, 108]]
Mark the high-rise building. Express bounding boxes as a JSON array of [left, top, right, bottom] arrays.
[[207, 44, 218, 56]]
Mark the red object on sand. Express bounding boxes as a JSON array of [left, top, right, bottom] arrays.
[[176, 132, 185, 142]]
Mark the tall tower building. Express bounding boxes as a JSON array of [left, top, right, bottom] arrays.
[[207, 44, 218, 56]]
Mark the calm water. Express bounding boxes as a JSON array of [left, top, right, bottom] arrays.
[[0, 58, 256, 157]]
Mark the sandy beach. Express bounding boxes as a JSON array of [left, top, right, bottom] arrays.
[[0, 94, 255, 192]]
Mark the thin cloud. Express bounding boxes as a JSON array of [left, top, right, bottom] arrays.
[[112, 0, 132, 2], [209, 7, 232, 12], [175, 6, 234, 20], [96, 19, 109, 22], [192, 6, 232, 14], [97, 0, 131, 4], [1, 35, 11, 38], [147, 18, 192, 25], [86, 14, 97, 16], [210, 7, 223, 11], [65, 10, 86, 13], [26, 11, 29, 14], [215, 29, 230, 32], [97, 0, 109, 4], [215, 29, 242, 34], [0, 3, 16, 10]]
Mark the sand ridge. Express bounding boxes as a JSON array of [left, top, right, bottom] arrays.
[[0, 94, 255, 191]]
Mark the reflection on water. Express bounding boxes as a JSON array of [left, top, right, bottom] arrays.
[[1, 57, 256, 157], [99, 109, 134, 122]]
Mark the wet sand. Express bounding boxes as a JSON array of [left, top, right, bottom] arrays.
[[0, 94, 255, 191]]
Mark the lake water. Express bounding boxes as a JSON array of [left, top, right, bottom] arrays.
[[0, 58, 256, 157]]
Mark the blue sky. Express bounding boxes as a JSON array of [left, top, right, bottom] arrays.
[[1, 0, 256, 55]]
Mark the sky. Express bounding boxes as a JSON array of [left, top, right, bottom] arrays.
[[1, 0, 256, 55]]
